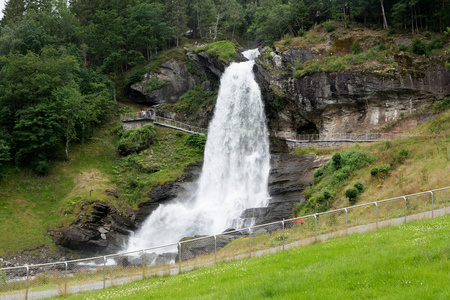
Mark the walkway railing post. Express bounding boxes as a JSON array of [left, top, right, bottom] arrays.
[[344, 208, 348, 235], [178, 242, 182, 274], [214, 235, 217, 264], [142, 250, 146, 279], [103, 256, 106, 290], [249, 228, 252, 257], [25, 266, 29, 300], [64, 262, 68, 296], [374, 202, 378, 229], [282, 221, 285, 250], [403, 197, 407, 223], [314, 214, 318, 242], [429, 191, 434, 218]]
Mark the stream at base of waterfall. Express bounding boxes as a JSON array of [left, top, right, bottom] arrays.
[[125, 49, 270, 254]]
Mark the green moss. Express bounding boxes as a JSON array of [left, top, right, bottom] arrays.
[[144, 77, 168, 92], [163, 85, 216, 113], [195, 40, 237, 63]]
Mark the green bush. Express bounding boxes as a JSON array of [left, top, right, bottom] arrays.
[[370, 167, 379, 176], [345, 187, 358, 205], [117, 125, 156, 156], [378, 164, 391, 174], [283, 33, 293, 45], [128, 69, 146, 85], [298, 29, 306, 37], [351, 40, 361, 54], [378, 43, 386, 51], [144, 77, 168, 93], [433, 97, 450, 113], [354, 181, 364, 192], [446, 61, 450, 71], [429, 38, 443, 50], [386, 28, 398, 36], [185, 134, 206, 151], [398, 44, 408, 52], [323, 21, 335, 33], [411, 38, 428, 55], [35, 160, 50, 176], [332, 153, 342, 169]]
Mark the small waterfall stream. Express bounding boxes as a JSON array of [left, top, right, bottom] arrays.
[[126, 49, 270, 252]]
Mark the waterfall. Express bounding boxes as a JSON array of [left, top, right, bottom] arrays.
[[126, 49, 270, 252]]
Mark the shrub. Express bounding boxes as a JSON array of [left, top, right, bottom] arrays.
[[411, 38, 428, 55], [323, 21, 335, 33], [398, 44, 408, 52], [332, 153, 342, 169], [345, 187, 358, 204], [128, 69, 146, 85], [351, 40, 361, 54], [370, 167, 379, 176], [35, 160, 50, 176], [298, 29, 306, 37], [283, 33, 293, 45], [433, 97, 450, 113], [446, 61, 450, 71], [378, 43, 386, 51], [144, 77, 168, 93], [378, 164, 391, 174], [185, 134, 206, 151], [118, 125, 156, 156], [430, 38, 444, 50], [354, 181, 364, 192], [386, 28, 398, 36]]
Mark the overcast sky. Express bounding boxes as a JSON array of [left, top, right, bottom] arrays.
[[0, 0, 6, 20]]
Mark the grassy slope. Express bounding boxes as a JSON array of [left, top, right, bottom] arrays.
[[0, 123, 120, 257], [57, 215, 450, 299], [295, 109, 450, 215], [0, 119, 204, 257]]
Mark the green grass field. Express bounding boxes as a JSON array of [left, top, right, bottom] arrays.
[[55, 214, 449, 300]]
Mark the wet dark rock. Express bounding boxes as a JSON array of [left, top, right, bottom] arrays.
[[52, 201, 137, 255]]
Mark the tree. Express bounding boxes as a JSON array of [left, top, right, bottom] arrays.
[[166, 0, 189, 46]]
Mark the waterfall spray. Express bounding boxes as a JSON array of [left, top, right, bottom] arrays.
[[126, 49, 270, 252]]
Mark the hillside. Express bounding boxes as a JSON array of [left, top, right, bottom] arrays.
[[0, 21, 449, 264]]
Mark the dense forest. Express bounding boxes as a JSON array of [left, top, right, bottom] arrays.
[[0, 0, 449, 176]]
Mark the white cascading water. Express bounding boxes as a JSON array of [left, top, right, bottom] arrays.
[[126, 49, 270, 252]]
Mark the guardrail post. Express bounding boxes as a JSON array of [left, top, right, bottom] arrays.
[[178, 242, 182, 274], [214, 235, 217, 264], [282, 221, 285, 250], [64, 262, 68, 296], [142, 250, 146, 279], [25, 266, 29, 300], [314, 214, 318, 242], [429, 191, 434, 218], [344, 208, 348, 235], [249, 228, 252, 257], [403, 197, 407, 224], [103, 256, 106, 290], [374, 202, 378, 229]]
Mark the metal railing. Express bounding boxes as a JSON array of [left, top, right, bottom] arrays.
[[1, 186, 449, 300], [154, 116, 207, 135], [119, 113, 207, 135], [275, 132, 414, 142]]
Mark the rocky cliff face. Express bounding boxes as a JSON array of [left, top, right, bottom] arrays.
[[128, 49, 246, 107], [254, 48, 450, 136]]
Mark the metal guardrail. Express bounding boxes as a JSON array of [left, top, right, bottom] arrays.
[[275, 132, 414, 142], [1, 186, 449, 299], [119, 113, 207, 135]]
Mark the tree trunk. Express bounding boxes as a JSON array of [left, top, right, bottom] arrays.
[[380, 0, 389, 30]]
